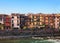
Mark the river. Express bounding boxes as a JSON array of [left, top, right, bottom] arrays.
[[0, 39, 60, 43]]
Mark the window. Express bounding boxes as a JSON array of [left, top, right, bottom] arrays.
[[17, 24, 19, 26], [0, 23, 1, 25], [32, 16, 34, 18], [12, 20, 13, 23], [34, 19, 36, 21], [40, 17, 43, 19], [59, 23, 60, 26], [12, 16, 14, 18], [12, 24, 14, 27], [34, 16, 36, 18], [57, 17, 59, 18], [45, 17, 48, 19], [31, 19, 33, 22], [31, 23, 33, 25], [34, 22, 37, 25], [30, 15, 32, 18], [45, 20, 48, 22], [17, 16, 20, 18], [0, 18, 2, 21], [50, 23, 53, 25], [37, 19, 40, 22], [40, 22, 42, 25], [17, 20, 19, 23]]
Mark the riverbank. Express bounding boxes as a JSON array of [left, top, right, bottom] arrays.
[[32, 36, 60, 39], [0, 36, 60, 40]]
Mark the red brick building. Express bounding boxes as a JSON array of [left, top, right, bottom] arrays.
[[4, 15, 11, 30]]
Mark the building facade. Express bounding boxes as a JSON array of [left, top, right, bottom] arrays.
[[54, 14, 60, 29], [0, 13, 60, 30], [20, 14, 26, 29], [11, 13, 20, 29], [4, 15, 11, 30], [44, 14, 55, 29], [28, 13, 45, 28], [0, 14, 4, 30]]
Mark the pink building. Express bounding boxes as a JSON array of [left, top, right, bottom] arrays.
[[55, 14, 60, 29]]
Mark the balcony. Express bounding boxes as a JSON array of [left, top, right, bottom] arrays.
[[5, 24, 11, 26], [4, 22, 11, 26]]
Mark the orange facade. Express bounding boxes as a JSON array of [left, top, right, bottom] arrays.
[[27, 13, 55, 29]]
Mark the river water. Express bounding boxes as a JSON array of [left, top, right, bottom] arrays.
[[0, 39, 60, 43]]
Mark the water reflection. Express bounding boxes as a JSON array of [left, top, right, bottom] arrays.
[[0, 39, 60, 43]]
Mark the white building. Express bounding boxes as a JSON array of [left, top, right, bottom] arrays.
[[11, 13, 20, 29]]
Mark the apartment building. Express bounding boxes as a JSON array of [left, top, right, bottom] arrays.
[[39, 14, 45, 27], [0, 14, 4, 30], [11, 13, 20, 29], [28, 13, 45, 28], [44, 14, 55, 28], [0, 13, 60, 30], [11, 13, 29, 29], [55, 14, 60, 29], [20, 14, 26, 29], [25, 16, 31, 28], [4, 15, 11, 30]]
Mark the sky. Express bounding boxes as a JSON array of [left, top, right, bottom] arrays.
[[0, 0, 60, 14]]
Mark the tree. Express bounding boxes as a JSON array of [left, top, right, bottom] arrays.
[[23, 26, 27, 30]]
